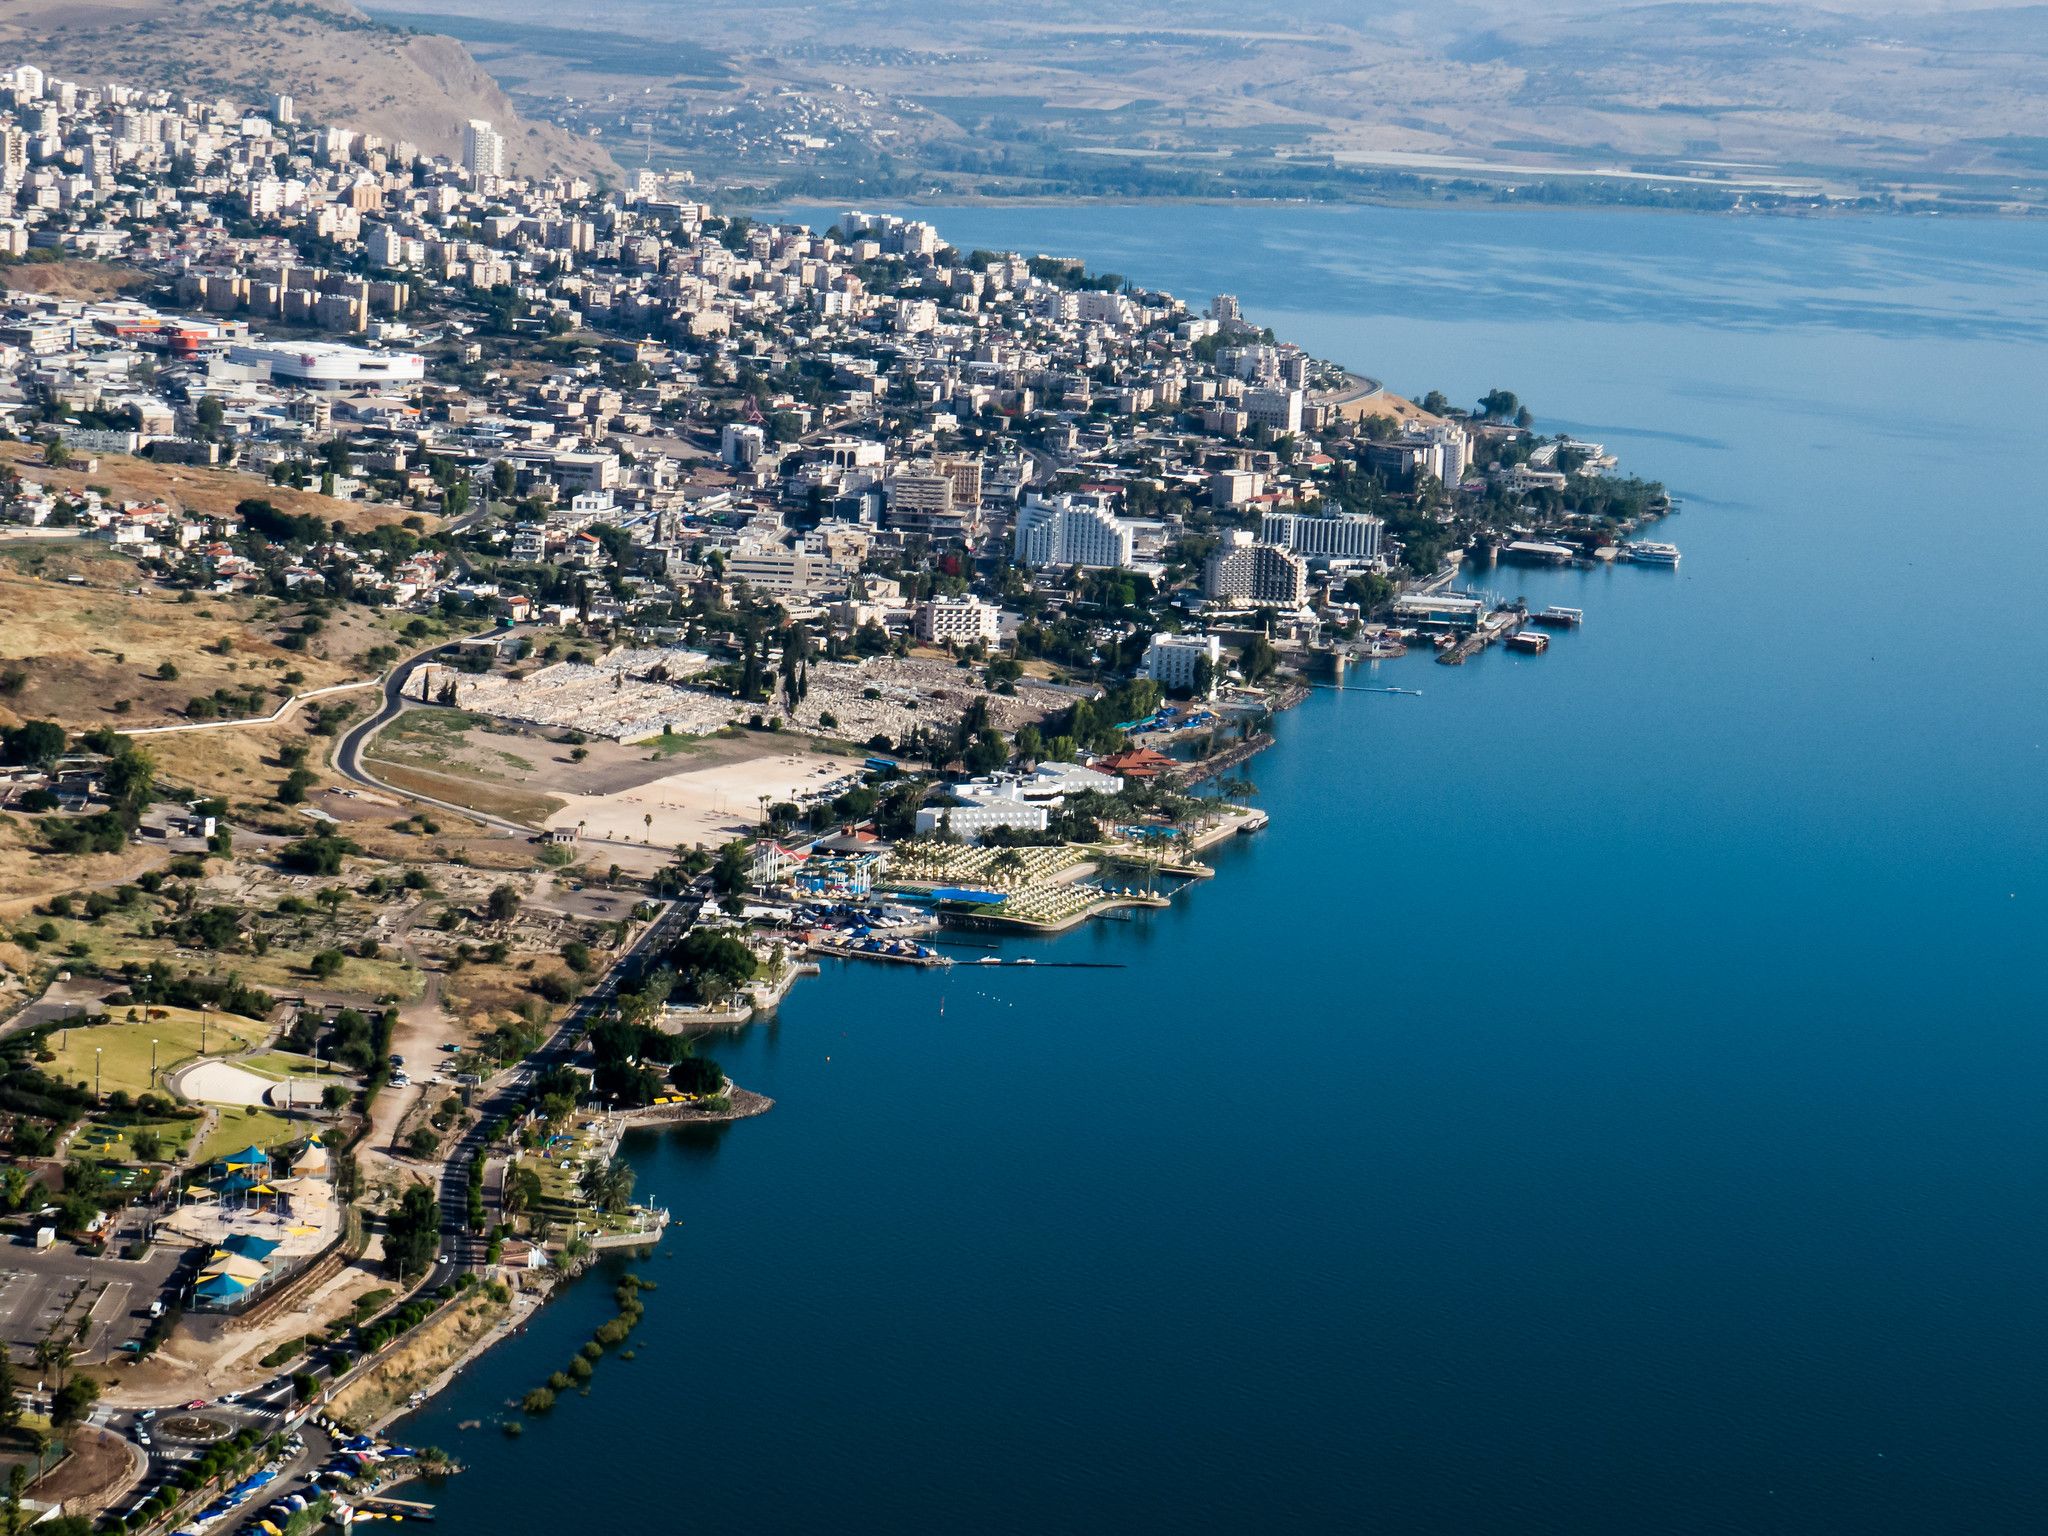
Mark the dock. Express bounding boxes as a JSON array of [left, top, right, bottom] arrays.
[[1436, 606, 1526, 665], [809, 939, 951, 967]]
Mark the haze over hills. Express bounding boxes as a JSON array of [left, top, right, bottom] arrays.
[[361, 0, 2048, 208], [0, 0, 611, 179]]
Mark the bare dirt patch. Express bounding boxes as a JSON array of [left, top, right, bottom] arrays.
[[0, 440, 434, 536], [0, 258, 151, 300]]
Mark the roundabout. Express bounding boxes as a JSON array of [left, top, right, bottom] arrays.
[[156, 1414, 234, 1444]]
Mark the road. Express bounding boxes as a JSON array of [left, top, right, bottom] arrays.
[[91, 887, 701, 1522], [330, 630, 695, 854], [331, 633, 539, 838], [425, 889, 700, 1286]]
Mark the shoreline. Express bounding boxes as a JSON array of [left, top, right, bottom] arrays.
[[760, 192, 2048, 224], [369, 762, 1285, 1457]]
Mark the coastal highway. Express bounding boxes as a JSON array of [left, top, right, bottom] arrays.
[[427, 888, 702, 1287]]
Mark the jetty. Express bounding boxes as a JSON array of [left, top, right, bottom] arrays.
[[1436, 605, 1527, 665]]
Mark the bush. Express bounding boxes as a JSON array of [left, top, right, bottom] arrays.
[[521, 1387, 555, 1414]]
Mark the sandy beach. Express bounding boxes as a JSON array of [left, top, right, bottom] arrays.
[[544, 746, 868, 849]]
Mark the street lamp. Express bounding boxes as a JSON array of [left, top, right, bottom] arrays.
[[150, 1038, 158, 1087], [94, 1046, 102, 1105]]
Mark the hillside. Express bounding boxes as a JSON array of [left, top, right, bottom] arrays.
[[376, 0, 2048, 207], [0, 0, 614, 181]]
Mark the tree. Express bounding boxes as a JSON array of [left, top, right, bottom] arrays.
[[49, 1377, 98, 1431], [0, 1352, 19, 1435], [486, 884, 521, 922], [579, 1155, 635, 1215], [710, 840, 750, 896], [309, 949, 345, 980], [130, 1129, 163, 1163], [383, 1183, 440, 1279], [0, 720, 65, 768]]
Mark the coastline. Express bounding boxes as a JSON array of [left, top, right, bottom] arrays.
[[370, 782, 1281, 1452]]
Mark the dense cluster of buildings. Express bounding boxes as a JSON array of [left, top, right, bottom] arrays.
[[0, 61, 1644, 728]]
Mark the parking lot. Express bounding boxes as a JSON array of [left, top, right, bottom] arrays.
[[0, 1218, 187, 1364]]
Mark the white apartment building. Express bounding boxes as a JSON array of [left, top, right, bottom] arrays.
[[1142, 632, 1224, 694], [463, 118, 507, 180], [1404, 420, 1471, 485], [1243, 387, 1305, 436], [721, 421, 765, 467], [915, 595, 1000, 646], [913, 800, 1051, 842], [727, 540, 822, 597], [1203, 530, 1309, 606], [1013, 493, 1134, 570], [1260, 510, 1384, 562]]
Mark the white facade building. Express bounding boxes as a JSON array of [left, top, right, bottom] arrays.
[[1142, 632, 1224, 694], [463, 119, 507, 180], [1260, 510, 1384, 562], [1243, 387, 1304, 436], [914, 801, 1051, 841], [1204, 530, 1309, 606], [223, 341, 425, 391], [1013, 494, 1134, 570], [915, 596, 1001, 646]]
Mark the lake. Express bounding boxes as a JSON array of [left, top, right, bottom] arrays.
[[399, 204, 2048, 1534]]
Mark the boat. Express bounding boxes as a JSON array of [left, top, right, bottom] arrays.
[[1530, 606, 1583, 628], [1626, 541, 1681, 565], [1505, 631, 1550, 653]]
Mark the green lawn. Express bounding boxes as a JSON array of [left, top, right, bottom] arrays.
[[43, 1008, 266, 1099], [635, 730, 710, 758], [193, 1106, 309, 1165], [238, 1051, 332, 1082]]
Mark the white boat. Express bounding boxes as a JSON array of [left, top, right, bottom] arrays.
[[1627, 541, 1681, 565]]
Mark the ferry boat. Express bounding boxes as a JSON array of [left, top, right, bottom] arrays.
[[1505, 631, 1550, 654], [1530, 606, 1584, 629], [1626, 541, 1681, 566]]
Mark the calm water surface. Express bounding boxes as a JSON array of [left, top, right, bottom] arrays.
[[400, 206, 2048, 1534]]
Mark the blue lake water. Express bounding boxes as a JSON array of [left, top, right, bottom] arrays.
[[401, 206, 2048, 1533]]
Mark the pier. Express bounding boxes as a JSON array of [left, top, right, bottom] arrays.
[[809, 939, 951, 967], [1436, 606, 1526, 665]]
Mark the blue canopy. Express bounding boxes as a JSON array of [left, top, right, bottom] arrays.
[[223, 1233, 281, 1260]]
